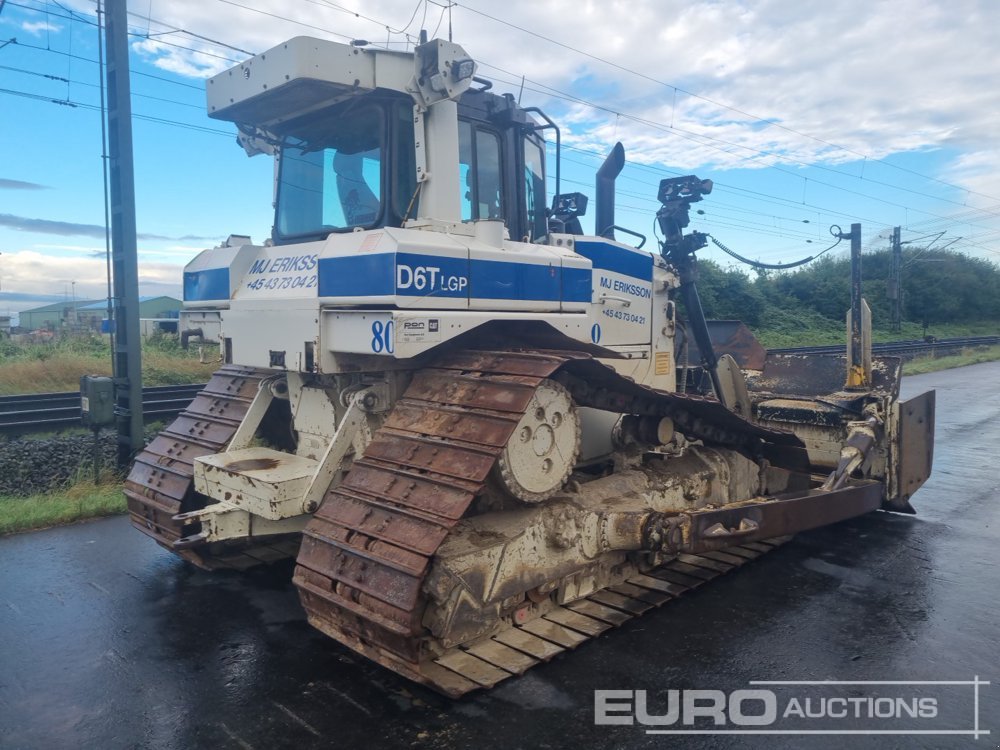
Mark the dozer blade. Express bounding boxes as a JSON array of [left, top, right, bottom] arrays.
[[886, 389, 936, 513]]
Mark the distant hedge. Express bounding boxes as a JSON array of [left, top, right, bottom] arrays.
[[690, 248, 1000, 329]]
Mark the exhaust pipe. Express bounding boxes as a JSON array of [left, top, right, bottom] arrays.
[[595, 142, 625, 239]]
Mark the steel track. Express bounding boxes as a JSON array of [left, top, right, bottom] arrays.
[[392, 539, 791, 697], [292, 348, 802, 696], [4, 335, 994, 436], [124, 366, 300, 570], [0, 383, 206, 436], [768, 334, 1000, 357]]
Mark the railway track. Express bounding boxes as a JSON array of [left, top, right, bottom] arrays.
[[768, 334, 1000, 357], [0, 383, 205, 436], [1, 334, 995, 438]]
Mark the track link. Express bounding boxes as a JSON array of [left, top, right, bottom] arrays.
[[125, 365, 299, 570], [423, 539, 790, 696], [292, 349, 801, 695]]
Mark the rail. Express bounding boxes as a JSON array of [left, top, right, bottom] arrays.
[[767, 335, 1000, 357], [0, 383, 205, 437], [1, 334, 997, 436]]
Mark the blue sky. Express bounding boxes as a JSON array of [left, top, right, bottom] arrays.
[[2, 0, 999, 322]]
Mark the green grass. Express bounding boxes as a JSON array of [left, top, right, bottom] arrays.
[[752, 318, 1000, 349], [903, 345, 1000, 375], [0, 333, 218, 395], [0, 480, 126, 536]]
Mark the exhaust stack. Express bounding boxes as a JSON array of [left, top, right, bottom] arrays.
[[595, 142, 625, 239]]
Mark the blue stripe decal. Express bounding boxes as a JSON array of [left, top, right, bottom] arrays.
[[470, 258, 560, 301], [396, 252, 469, 298], [562, 267, 593, 302], [184, 267, 230, 301], [318, 251, 595, 302], [574, 240, 653, 282], [318, 254, 394, 296]]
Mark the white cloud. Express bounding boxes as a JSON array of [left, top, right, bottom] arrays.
[[0, 251, 182, 311], [944, 151, 1000, 202], [93, 1, 1000, 192], [20, 20, 62, 36], [130, 37, 229, 79], [45, 0, 1000, 259]]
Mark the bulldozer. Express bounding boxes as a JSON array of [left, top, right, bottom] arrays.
[[126, 34, 936, 696]]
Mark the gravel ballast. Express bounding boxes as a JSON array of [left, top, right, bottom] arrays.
[[0, 432, 122, 496]]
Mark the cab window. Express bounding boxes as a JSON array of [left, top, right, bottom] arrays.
[[523, 137, 546, 241], [275, 105, 384, 238], [458, 121, 504, 222]]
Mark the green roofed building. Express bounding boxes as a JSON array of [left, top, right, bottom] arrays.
[[17, 299, 102, 331], [18, 296, 181, 332]]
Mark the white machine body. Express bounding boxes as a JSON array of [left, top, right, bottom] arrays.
[[176, 34, 683, 541]]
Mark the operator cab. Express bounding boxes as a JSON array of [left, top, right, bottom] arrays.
[[271, 88, 548, 246]]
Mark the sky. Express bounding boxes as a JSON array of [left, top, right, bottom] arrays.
[[2, 0, 1000, 323]]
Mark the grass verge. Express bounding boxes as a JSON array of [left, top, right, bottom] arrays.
[[0, 480, 125, 536], [903, 345, 1000, 375], [753, 319, 1000, 349], [0, 333, 218, 395]]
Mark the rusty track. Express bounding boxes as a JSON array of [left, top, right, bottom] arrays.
[[415, 539, 791, 696], [125, 365, 300, 570], [292, 349, 804, 695]]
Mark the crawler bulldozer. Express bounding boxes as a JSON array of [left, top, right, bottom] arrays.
[[126, 35, 935, 696]]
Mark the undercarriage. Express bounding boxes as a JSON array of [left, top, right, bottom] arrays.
[[126, 346, 918, 696]]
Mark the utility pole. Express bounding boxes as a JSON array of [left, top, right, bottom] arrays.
[[104, 0, 143, 466], [887, 226, 902, 333]]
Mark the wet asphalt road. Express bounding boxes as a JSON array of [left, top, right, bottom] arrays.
[[1, 363, 998, 750]]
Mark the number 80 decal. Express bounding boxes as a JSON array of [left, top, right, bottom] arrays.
[[371, 320, 395, 353]]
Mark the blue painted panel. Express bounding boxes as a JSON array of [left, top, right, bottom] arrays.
[[574, 240, 653, 282], [184, 267, 230, 301], [318, 254, 394, 297], [470, 258, 561, 301], [395, 252, 469, 298], [562, 267, 593, 302], [318, 250, 595, 303]]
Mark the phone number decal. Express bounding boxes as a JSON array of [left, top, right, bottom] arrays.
[[602, 308, 646, 325], [245, 274, 317, 291]]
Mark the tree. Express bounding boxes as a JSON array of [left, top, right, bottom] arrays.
[[689, 260, 766, 327], [689, 246, 1000, 331]]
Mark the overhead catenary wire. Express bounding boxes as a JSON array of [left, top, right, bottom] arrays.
[[559, 143, 890, 227], [454, 1, 1000, 208], [475, 63, 1000, 231], [4, 0, 999, 261], [8, 38, 208, 91], [13, 0, 1000, 228], [13, 0, 1000, 243], [277, 0, 1000, 237], [7, 0, 247, 62], [0, 85, 235, 136]]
